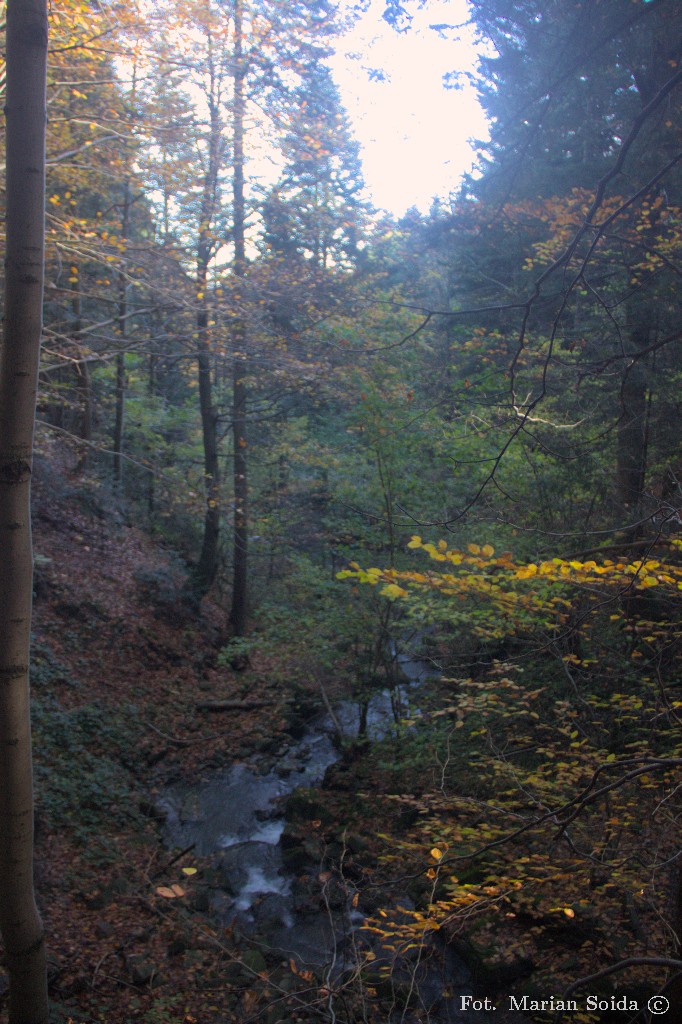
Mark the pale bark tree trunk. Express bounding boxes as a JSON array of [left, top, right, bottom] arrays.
[[0, 1, 50, 1020], [229, 0, 248, 637]]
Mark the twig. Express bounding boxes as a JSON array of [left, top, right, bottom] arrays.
[[195, 699, 270, 712], [562, 957, 682, 999], [151, 843, 197, 880], [144, 720, 192, 746], [317, 678, 344, 740], [144, 720, 228, 746]]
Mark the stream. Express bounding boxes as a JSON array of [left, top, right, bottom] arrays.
[[160, 647, 494, 1022]]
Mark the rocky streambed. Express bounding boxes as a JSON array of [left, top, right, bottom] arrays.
[[159, 651, 497, 1022]]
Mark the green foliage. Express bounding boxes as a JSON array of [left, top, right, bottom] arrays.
[[32, 688, 142, 848], [340, 532, 682, 1006], [217, 635, 254, 667], [30, 641, 80, 692], [249, 552, 380, 674], [261, 62, 367, 268]]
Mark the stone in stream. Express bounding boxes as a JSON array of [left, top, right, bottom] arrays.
[[155, 645, 499, 1020]]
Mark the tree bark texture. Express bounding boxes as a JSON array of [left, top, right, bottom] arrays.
[[113, 180, 132, 488], [616, 296, 652, 519], [194, 296, 221, 595], [229, 0, 248, 637], [192, 42, 224, 599], [71, 280, 93, 470], [0, 1, 50, 1021]]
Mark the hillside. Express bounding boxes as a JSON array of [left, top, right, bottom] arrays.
[[23, 444, 331, 1023]]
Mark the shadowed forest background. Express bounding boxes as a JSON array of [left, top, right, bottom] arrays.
[[1, 0, 682, 1021]]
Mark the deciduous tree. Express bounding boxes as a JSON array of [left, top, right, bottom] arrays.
[[0, 0, 50, 1019]]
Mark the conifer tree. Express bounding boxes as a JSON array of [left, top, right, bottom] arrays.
[[463, 0, 682, 528], [263, 63, 367, 269]]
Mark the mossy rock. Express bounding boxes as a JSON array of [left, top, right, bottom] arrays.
[[452, 932, 533, 988], [280, 825, 321, 871], [240, 949, 268, 978], [285, 787, 334, 825]]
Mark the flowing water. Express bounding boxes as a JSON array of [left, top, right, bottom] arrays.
[[160, 648, 494, 1022]]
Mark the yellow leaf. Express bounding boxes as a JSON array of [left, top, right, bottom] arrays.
[[481, 544, 494, 557], [467, 544, 481, 555], [430, 848, 443, 861], [181, 867, 198, 876]]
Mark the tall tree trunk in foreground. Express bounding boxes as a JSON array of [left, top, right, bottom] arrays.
[[229, 0, 248, 637], [0, 1, 50, 1021]]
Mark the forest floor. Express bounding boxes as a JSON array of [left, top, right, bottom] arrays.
[[22, 449, 339, 1023], [0, 446, 533, 1024]]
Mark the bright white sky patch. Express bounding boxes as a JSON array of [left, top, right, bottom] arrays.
[[329, 0, 488, 217]]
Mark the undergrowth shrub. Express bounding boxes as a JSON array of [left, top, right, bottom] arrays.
[[32, 690, 142, 847]]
